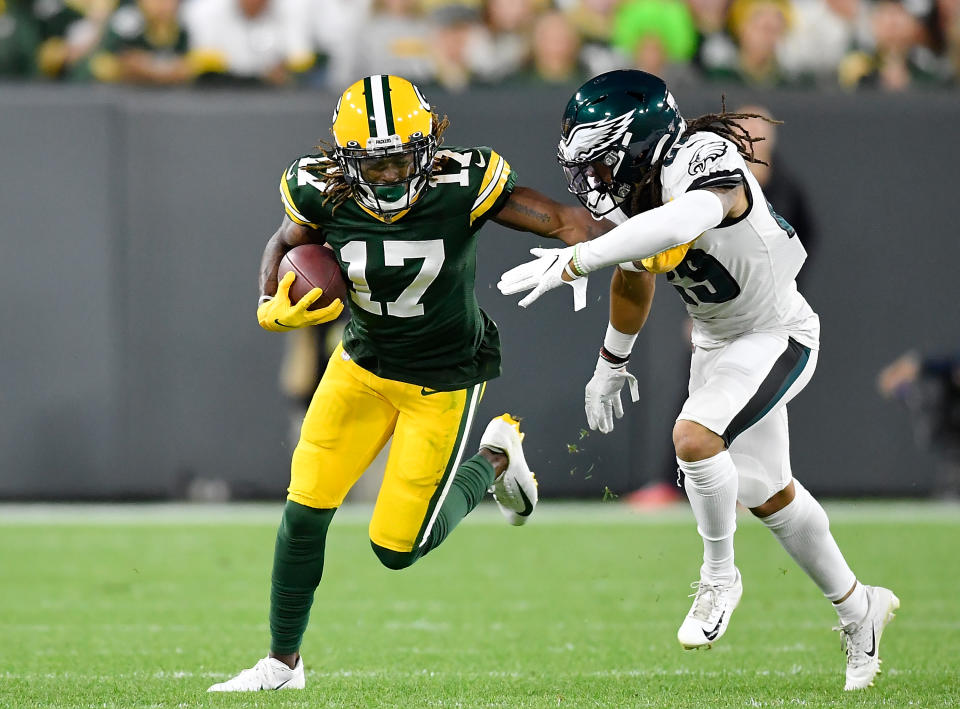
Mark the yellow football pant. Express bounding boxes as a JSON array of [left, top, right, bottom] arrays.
[[288, 343, 484, 554]]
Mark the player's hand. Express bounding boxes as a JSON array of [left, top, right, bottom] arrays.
[[497, 246, 587, 311], [257, 271, 344, 332], [585, 355, 639, 434]]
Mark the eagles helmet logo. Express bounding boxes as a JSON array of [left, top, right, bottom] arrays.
[[688, 141, 728, 176], [558, 110, 636, 164], [558, 71, 687, 218]]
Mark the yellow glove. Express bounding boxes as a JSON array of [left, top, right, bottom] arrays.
[[257, 271, 344, 332], [640, 241, 694, 274]]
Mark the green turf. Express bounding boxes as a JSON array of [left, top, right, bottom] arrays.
[[0, 502, 958, 708]]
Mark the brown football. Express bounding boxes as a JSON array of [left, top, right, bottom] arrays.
[[278, 244, 348, 311]]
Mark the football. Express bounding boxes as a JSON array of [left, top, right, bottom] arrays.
[[278, 244, 348, 311]]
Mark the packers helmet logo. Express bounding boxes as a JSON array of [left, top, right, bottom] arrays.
[[411, 84, 431, 112], [558, 110, 635, 164], [688, 141, 728, 176], [331, 94, 343, 125]]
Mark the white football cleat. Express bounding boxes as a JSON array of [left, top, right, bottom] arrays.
[[207, 656, 305, 692], [481, 414, 538, 526], [677, 569, 743, 649], [838, 585, 900, 691]]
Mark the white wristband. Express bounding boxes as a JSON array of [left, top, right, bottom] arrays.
[[258, 294, 273, 305], [603, 323, 638, 359]]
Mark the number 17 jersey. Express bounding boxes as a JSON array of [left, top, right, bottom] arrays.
[[659, 132, 820, 350], [278, 145, 517, 390]]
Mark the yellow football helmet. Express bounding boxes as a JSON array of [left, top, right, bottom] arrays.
[[332, 74, 436, 220]]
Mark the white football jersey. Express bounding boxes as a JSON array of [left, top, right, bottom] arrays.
[[658, 131, 819, 349]]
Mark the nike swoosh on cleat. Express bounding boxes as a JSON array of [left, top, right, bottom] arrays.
[[420, 387, 444, 396], [703, 612, 725, 641], [273, 678, 293, 690], [517, 483, 534, 516], [865, 625, 877, 657]]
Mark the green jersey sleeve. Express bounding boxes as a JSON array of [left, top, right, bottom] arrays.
[[432, 145, 518, 229], [278, 154, 339, 229]]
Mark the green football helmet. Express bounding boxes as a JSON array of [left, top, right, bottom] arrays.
[[557, 70, 686, 217]]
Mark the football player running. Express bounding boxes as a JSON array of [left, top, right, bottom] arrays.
[[498, 70, 899, 691], [209, 75, 607, 692]]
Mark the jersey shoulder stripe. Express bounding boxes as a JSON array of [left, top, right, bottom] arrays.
[[279, 155, 337, 229], [279, 166, 316, 227], [470, 149, 513, 225]]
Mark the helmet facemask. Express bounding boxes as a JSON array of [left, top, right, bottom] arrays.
[[559, 148, 634, 218], [337, 131, 437, 221]]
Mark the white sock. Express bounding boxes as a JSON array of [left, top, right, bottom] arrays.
[[759, 480, 867, 625], [833, 582, 869, 627], [679, 451, 738, 584]]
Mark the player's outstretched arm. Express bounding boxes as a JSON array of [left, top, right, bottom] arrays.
[[572, 186, 744, 275], [491, 186, 611, 245], [493, 186, 613, 310], [258, 216, 322, 298], [498, 185, 743, 309], [586, 268, 655, 433]]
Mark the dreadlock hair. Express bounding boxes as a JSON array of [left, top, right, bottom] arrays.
[[303, 112, 451, 213], [627, 97, 782, 216]]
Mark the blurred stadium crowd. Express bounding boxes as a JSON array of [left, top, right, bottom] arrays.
[[1, 0, 958, 90]]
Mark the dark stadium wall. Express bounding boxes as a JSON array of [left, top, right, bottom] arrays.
[[0, 85, 956, 500]]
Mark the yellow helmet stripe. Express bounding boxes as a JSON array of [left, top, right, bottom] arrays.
[[333, 81, 371, 146], [470, 151, 511, 224]]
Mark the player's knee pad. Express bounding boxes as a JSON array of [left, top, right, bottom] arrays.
[[370, 541, 422, 570]]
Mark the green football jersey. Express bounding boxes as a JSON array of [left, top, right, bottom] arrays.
[[279, 145, 517, 391]]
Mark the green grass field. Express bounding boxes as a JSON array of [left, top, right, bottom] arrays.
[[1, 502, 958, 708]]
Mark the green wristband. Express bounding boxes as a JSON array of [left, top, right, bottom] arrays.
[[572, 245, 587, 277]]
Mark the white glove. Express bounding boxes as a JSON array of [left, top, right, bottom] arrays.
[[585, 356, 640, 434], [497, 246, 588, 311]]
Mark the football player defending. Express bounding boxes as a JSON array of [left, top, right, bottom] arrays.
[[209, 75, 605, 692], [499, 70, 899, 691]]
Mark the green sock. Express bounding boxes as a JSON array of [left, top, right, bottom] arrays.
[[420, 454, 496, 555], [269, 501, 336, 655]]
